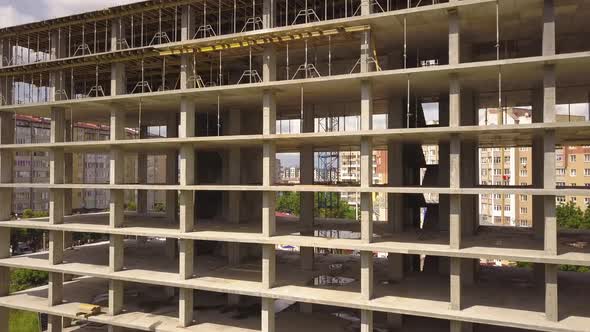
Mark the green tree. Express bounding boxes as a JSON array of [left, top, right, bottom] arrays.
[[10, 269, 49, 292], [276, 192, 357, 219], [276, 192, 301, 216], [556, 201, 585, 229]]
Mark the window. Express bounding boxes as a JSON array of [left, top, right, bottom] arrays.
[[504, 205, 510, 211], [571, 197, 577, 202], [556, 168, 565, 176], [556, 196, 566, 203], [481, 169, 487, 176], [585, 197, 590, 205], [504, 168, 510, 175], [557, 182, 566, 187], [505, 156, 510, 162], [571, 169, 577, 176], [570, 155, 577, 162], [520, 207, 528, 214], [493, 194, 501, 199], [520, 157, 527, 164], [571, 183, 577, 187], [494, 156, 501, 163], [520, 195, 528, 201], [494, 169, 501, 175], [585, 154, 590, 162], [585, 169, 590, 176], [520, 170, 528, 177], [494, 205, 501, 211]]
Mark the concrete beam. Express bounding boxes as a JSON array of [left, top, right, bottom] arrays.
[[179, 288, 194, 327]]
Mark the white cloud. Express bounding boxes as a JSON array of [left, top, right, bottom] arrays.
[[43, 0, 144, 20], [0, 5, 36, 28]]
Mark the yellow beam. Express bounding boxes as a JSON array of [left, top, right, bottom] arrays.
[[158, 25, 371, 56]]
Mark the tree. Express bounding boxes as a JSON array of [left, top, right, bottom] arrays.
[[276, 192, 357, 219], [556, 201, 586, 229], [10, 269, 48, 292], [276, 192, 301, 216]]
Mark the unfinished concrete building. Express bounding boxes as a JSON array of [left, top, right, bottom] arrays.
[[1, 0, 590, 331]]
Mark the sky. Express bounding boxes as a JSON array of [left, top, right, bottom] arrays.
[[0, 0, 145, 28]]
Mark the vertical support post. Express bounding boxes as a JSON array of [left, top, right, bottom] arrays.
[[136, 126, 148, 215], [448, 9, 460, 66], [261, 297, 275, 332], [109, 108, 125, 228], [361, 251, 373, 300], [179, 97, 196, 233], [166, 113, 178, 222], [179, 288, 194, 327], [227, 109, 241, 269], [450, 257, 462, 310], [299, 115, 314, 270], [179, 239, 194, 280], [263, 0, 275, 29], [360, 80, 373, 244], [0, 111, 12, 332], [361, 309, 373, 332], [541, 2, 557, 317], [108, 279, 123, 316]]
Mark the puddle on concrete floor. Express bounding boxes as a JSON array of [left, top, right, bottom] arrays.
[[308, 275, 356, 287]]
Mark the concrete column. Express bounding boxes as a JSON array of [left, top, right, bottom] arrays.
[[300, 105, 314, 270], [361, 310, 373, 332], [108, 279, 124, 315], [545, 264, 558, 321], [360, 31, 372, 73], [448, 9, 460, 65], [449, 134, 461, 249], [0, 225, 7, 332], [360, 0, 372, 16], [179, 239, 194, 280], [360, 80, 373, 244], [50, 108, 65, 226], [180, 97, 196, 232], [166, 114, 178, 222], [542, 0, 555, 56], [109, 234, 124, 273], [263, 46, 277, 83], [226, 109, 241, 266], [261, 297, 275, 332], [0, 113, 14, 222], [110, 17, 127, 51], [262, 244, 276, 289], [0, 39, 12, 68], [179, 288, 194, 327], [64, 121, 73, 215], [48, 272, 63, 306], [263, 0, 275, 29], [49, 230, 64, 265], [387, 253, 404, 282], [262, 91, 276, 237], [110, 63, 126, 96], [110, 108, 126, 228], [47, 315, 63, 332], [361, 251, 373, 300], [450, 321, 473, 332], [181, 5, 196, 41], [450, 257, 464, 310]]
